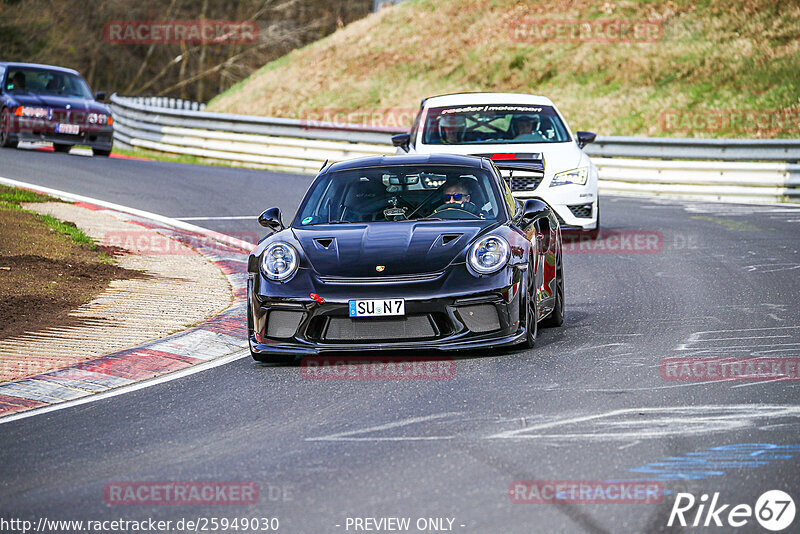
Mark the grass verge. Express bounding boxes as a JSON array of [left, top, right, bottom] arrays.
[[0, 185, 142, 340], [207, 0, 800, 138]]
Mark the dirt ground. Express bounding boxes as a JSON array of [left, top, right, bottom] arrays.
[[0, 206, 142, 340]]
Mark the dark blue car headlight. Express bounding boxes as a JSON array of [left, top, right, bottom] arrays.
[[261, 242, 298, 281], [468, 235, 510, 275]]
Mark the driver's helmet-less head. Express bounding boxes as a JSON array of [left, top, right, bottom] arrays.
[[438, 114, 466, 143], [443, 178, 471, 204]]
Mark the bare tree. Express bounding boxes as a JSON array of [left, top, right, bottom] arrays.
[[0, 0, 373, 102]]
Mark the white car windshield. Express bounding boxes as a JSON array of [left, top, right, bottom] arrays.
[[422, 104, 571, 145]]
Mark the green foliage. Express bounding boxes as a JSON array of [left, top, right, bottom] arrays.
[[0, 186, 51, 204], [38, 214, 95, 248]]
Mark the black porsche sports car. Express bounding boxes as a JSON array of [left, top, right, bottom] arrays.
[[0, 62, 113, 155], [247, 153, 564, 361]]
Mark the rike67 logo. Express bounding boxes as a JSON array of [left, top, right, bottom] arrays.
[[668, 490, 795, 531]]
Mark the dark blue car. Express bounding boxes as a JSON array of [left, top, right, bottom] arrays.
[[0, 62, 113, 156]]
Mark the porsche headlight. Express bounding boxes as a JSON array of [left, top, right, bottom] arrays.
[[261, 242, 298, 281], [468, 235, 510, 275], [550, 167, 588, 187]]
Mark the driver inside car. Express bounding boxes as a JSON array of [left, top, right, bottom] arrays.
[[439, 114, 467, 144], [513, 115, 543, 141], [433, 179, 481, 217]]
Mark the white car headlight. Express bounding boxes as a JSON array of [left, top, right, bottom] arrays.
[[261, 242, 298, 281], [468, 235, 510, 275], [550, 167, 588, 187]]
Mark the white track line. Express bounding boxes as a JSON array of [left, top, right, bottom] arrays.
[[175, 216, 259, 221], [0, 175, 254, 252], [0, 176, 255, 424], [0, 350, 249, 425]]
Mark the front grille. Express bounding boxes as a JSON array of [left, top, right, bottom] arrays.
[[509, 173, 544, 192], [498, 169, 544, 192], [323, 315, 436, 341], [318, 272, 443, 284], [457, 304, 500, 333], [567, 203, 593, 218], [266, 310, 305, 338]]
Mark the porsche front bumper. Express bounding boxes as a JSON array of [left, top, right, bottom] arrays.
[[248, 268, 529, 358]]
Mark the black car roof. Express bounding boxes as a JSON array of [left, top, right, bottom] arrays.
[[0, 62, 80, 76], [324, 153, 490, 174]]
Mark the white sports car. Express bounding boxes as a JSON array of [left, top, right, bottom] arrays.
[[393, 92, 599, 232]]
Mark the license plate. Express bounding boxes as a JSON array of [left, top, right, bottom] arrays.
[[349, 298, 405, 317], [56, 123, 80, 135]]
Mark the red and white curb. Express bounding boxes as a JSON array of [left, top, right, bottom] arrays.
[[0, 177, 255, 420]]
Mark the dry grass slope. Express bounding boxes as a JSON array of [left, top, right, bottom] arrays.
[[207, 0, 800, 137]]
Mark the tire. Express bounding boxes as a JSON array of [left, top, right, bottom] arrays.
[[53, 143, 72, 153], [541, 261, 564, 328], [0, 108, 18, 149], [93, 148, 112, 157], [521, 266, 538, 349]]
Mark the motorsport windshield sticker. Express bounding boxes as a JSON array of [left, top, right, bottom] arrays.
[[439, 105, 548, 115]]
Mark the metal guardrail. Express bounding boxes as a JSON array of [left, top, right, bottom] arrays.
[[122, 96, 207, 111], [585, 136, 800, 162], [109, 94, 800, 203]]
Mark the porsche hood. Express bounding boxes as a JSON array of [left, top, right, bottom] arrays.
[[292, 221, 495, 278]]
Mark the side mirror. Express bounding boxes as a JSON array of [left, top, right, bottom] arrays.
[[258, 207, 284, 232], [392, 133, 411, 152], [576, 131, 596, 149], [521, 198, 550, 224], [95, 91, 106, 102]]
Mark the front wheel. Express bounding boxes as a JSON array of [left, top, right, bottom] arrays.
[[521, 268, 538, 349], [541, 263, 564, 328], [93, 148, 112, 157], [0, 108, 18, 148], [53, 143, 72, 153]]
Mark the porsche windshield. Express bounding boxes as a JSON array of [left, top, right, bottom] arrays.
[[422, 104, 571, 145], [295, 165, 504, 225]]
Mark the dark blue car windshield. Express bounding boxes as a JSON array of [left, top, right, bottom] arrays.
[[294, 165, 503, 225], [4, 68, 93, 99]]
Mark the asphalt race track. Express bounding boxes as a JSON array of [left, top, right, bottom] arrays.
[[2, 147, 800, 533]]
